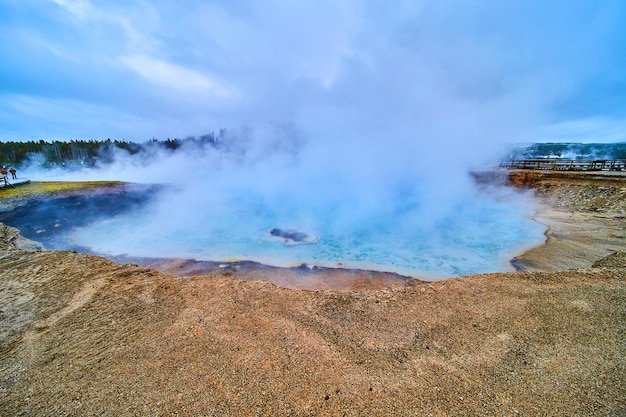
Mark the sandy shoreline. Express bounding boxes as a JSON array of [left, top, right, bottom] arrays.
[[119, 169, 626, 287], [1, 173, 623, 286], [507, 170, 626, 270], [0, 172, 624, 283], [109, 255, 424, 290], [512, 204, 625, 270]]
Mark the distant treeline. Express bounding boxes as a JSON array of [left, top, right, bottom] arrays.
[[507, 142, 626, 160], [0, 131, 225, 168], [2, 136, 625, 169]]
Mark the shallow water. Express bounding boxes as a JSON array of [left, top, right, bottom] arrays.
[[63, 185, 546, 278], [0, 185, 159, 253], [0, 182, 545, 278]]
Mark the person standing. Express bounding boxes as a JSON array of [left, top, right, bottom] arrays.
[[0, 167, 8, 185], [9, 167, 16, 179]]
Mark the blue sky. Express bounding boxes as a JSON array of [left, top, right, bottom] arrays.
[[1, 0, 625, 143]]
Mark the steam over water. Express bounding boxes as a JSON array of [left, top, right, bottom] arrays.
[[7, 0, 607, 277], [69, 187, 544, 277], [28, 131, 547, 279]]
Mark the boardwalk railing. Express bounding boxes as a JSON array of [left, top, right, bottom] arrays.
[[500, 159, 625, 171]]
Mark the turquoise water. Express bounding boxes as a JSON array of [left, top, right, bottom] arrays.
[[69, 187, 545, 278]]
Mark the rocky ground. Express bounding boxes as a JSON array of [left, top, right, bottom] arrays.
[[507, 170, 626, 271], [0, 171, 625, 416]]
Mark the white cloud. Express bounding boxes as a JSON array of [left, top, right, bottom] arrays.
[[121, 54, 233, 97], [3, 0, 624, 143], [50, 0, 92, 19]]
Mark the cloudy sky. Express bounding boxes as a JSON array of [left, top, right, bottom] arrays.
[[1, 0, 625, 143]]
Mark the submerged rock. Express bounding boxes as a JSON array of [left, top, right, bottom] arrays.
[[269, 227, 320, 245]]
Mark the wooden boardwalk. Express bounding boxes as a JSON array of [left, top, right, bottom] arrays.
[[500, 159, 625, 171]]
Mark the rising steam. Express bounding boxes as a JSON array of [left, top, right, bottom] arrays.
[[13, 1, 585, 275]]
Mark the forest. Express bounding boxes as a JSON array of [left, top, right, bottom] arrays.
[[1, 135, 624, 169], [506, 142, 626, 160], [0, 132, 224, 168]]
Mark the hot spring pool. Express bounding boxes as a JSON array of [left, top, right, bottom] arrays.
[[64, 184, 545, 278]]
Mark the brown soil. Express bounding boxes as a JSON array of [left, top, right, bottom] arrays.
[[111, 257, 421, 291], [1, 171, 625, 416], [507, 170, 626, 271]]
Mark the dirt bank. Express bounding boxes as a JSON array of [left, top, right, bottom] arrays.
[[110, 256, 421, 291], [506, 170, 626, 270], [1, 172, 625, 416]]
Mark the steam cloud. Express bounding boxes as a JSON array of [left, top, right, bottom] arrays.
[[26, 125, 544, 277], [13, 0, 618, 274]]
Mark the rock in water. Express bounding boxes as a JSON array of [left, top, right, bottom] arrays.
[[269, 228, 319, 245]]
